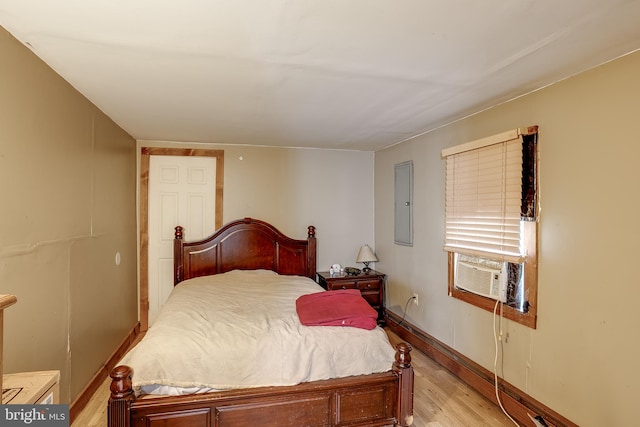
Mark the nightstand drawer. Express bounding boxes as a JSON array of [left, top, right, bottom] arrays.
[[357, 280, 380, 291], [327, 281, 356, 290], [360, 291, 380, 307]]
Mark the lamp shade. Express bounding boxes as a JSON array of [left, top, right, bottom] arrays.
[[356, 245, 378, 264]]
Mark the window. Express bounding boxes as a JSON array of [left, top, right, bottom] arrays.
[[442, 127, 538, 328]]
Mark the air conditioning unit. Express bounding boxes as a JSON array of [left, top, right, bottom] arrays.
[[454, 255, 507, 302]]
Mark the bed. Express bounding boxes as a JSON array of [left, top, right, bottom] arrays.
[[108, 217, 414, 427]]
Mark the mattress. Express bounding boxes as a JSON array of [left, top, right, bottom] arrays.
[[119, 269, 396, 395]]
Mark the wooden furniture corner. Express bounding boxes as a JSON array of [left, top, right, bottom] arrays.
[[0, 294, 17, 403]]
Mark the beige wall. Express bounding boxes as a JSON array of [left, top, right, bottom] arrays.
[[139, 141, 376, 272], [375, 51, 640, 426], [0, 27, 137, 403]]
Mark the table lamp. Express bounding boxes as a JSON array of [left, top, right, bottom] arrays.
[[356, 244, 378, 272]]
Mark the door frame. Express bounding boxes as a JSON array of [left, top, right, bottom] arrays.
[[139, 147, 224, 331]]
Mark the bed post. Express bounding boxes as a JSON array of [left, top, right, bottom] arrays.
[[393, 342, 414, 427], [307, 225, 316, 279], [174, 226, 184, 285], [108, 365, 135, 427]]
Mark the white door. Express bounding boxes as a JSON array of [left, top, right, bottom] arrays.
[[148, 155, 217, 326]]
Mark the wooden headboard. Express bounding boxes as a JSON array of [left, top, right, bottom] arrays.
[[174, 217, 317, 285]]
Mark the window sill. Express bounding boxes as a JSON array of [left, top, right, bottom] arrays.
[[448, 287, 537, 328]]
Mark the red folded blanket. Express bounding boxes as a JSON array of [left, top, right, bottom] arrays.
[[296, 289, 378, 330]]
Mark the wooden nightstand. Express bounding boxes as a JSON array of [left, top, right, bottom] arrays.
[[317, 270, 386, 325]]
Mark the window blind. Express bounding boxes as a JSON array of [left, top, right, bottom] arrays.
[[443, 131, 524, 263]]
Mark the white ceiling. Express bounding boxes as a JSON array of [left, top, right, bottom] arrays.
[[2, 1, 640, 151]]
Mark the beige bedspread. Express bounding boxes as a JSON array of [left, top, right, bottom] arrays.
[[119, 270, 396, 394]]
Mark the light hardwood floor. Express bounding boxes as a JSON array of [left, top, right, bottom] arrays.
[[72, 331, 516, 427]]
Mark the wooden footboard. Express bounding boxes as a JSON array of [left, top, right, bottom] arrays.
[[108, 342, 414, 427]]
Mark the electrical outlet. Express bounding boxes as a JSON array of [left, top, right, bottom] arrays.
[[412, 293, 419, 306]]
